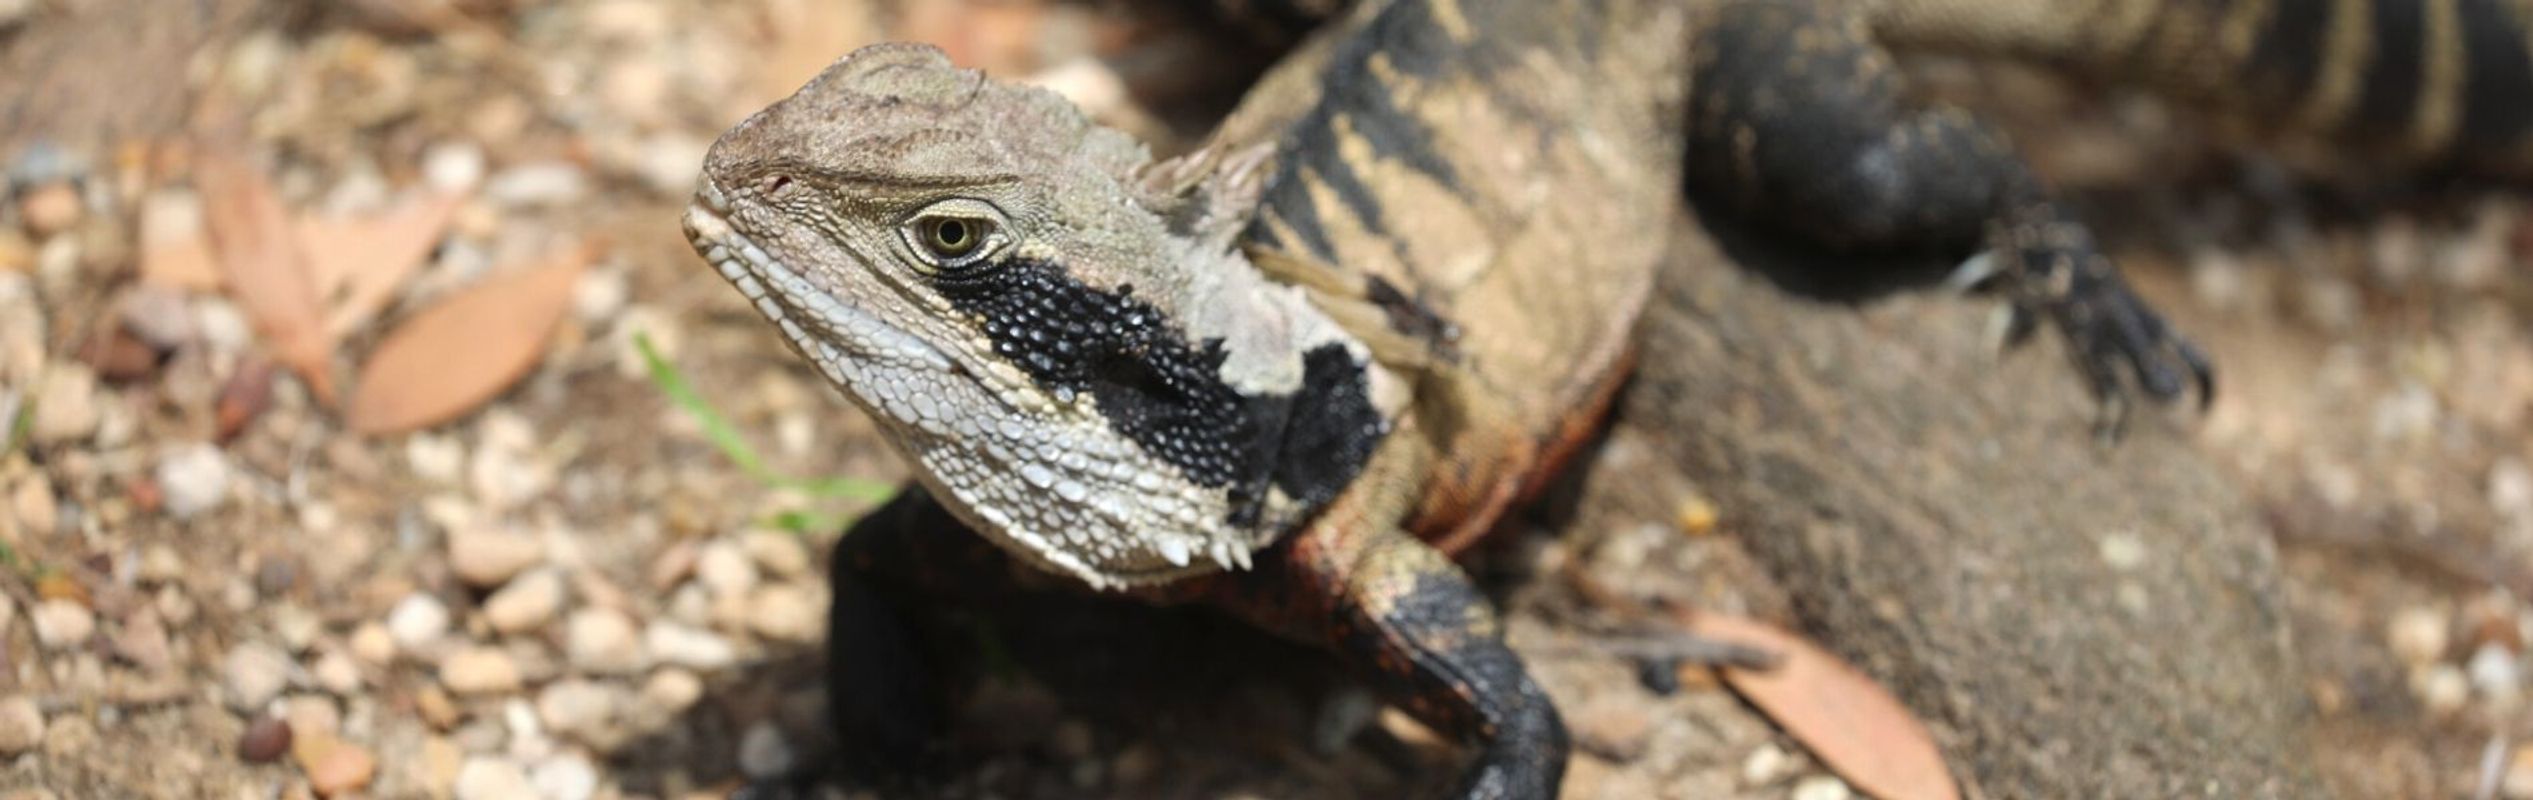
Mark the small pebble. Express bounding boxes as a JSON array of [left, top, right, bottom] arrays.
[[30, 364, 100, 445], [305, 738, 377, 796], [237, 716, 292, 763], [155, 442, 233, 518], [284, 695, 342, 740], [737, 721, 794, 781], [388, 593, 453, 652], [109, 608, 171, 672], [349, 622, 397, 667], [0, 696, 45, 755], [2417, 663, 2472, 715], [441, 647, 524, 695], [484, 162, 589, 207], [640, 668, 703, 714], [742, 530, 812, 579], [746, 584, 823, 644], [1741, 743, 1794, 786], [449, 527, 545, 589], [222, 642, 292, 712], [644, 622, 735, 670], [416, 686, 462, 730], [406, 435, 466, 485], [531, 752, 600, 800], [1790, 775, 1853, 800], [535, 680, 620, 744], [2470, 642, 2522, 705], [484, 570, 566, 635], [695, 540, 758, 598], [17, 181, 82, 238], [422, 141, 487, 194], [455, 756, 535, 800], [314, 651, 363, 695], [573, 266, 629, 324], [8, 478, 53, 537], [564, 608, 645, 675], [2389, 606, 2451, 667], [30, 599, 94, 650]]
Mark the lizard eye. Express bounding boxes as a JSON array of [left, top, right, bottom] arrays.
[[921, 217, 982, 258], [901, 199, 1011, 270]]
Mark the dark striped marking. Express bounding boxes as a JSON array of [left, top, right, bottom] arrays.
[[2456, 0, 2533, 151], [2352, 0, 2429, 138], [2244, 0, 2337, 116]]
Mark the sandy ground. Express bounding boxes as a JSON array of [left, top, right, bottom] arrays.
[[0, 1, 2524, 798]]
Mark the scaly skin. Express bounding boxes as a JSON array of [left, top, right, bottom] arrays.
[[690, 0, 2533, 796]]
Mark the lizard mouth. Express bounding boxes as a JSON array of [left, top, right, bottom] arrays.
[[682, 184, 960, 386]]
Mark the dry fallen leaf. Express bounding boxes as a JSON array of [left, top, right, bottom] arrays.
[[195, 148, 338, 405], [216, 359, 277, 442], [346, 243, 591, 435], [297, 191, 463, 337], [1688, 613, 1962, 800]]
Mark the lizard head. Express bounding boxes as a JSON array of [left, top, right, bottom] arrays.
[[683, 44, 1391, 589]]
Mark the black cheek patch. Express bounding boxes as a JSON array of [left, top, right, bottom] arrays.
[[1266, 343, 1387, 511], [931, 259, 1386, 527]]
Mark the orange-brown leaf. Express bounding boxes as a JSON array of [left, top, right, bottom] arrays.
[[297, 191, 463, 337], [346, 244, 590, 435], [1689, 613, 1961, 800], [195, 149, 337, 405]]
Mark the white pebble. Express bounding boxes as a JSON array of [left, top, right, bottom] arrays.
[[531, 752, 599, 800], [422, 141, 488, 194], [535, 680, 622, 744], [222, 642, 292, 712], [155, 442, 232, 518], [455, 756, 536, 800], [644, 622, 735, 670], [485, 162, 589, 207], [2471, 642, 2523, 705], [564, 608, 645, 675], [30, 599, 92, 650], [1790, 775, 1853, 800], [388, 593, 453, 652]]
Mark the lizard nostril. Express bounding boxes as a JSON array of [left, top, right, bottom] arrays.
[[762, 174, 794, 195]]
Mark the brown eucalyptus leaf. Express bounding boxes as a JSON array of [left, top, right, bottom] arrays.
[[297, 191, 464, 337], [195, 149, 338, 405], [1689, 613, 1961, 800], [346, 243, 589, 435]]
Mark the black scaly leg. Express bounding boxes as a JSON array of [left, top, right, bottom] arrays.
[[1687, 0, 2213, 422], [1211, 526, 1568, 799], [779, 488, 1016, 796]]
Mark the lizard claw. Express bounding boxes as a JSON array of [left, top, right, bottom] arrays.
[[1992, 208, 2216, 430]]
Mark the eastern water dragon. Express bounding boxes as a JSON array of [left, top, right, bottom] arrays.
[[681, 1, 2533, 796]]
